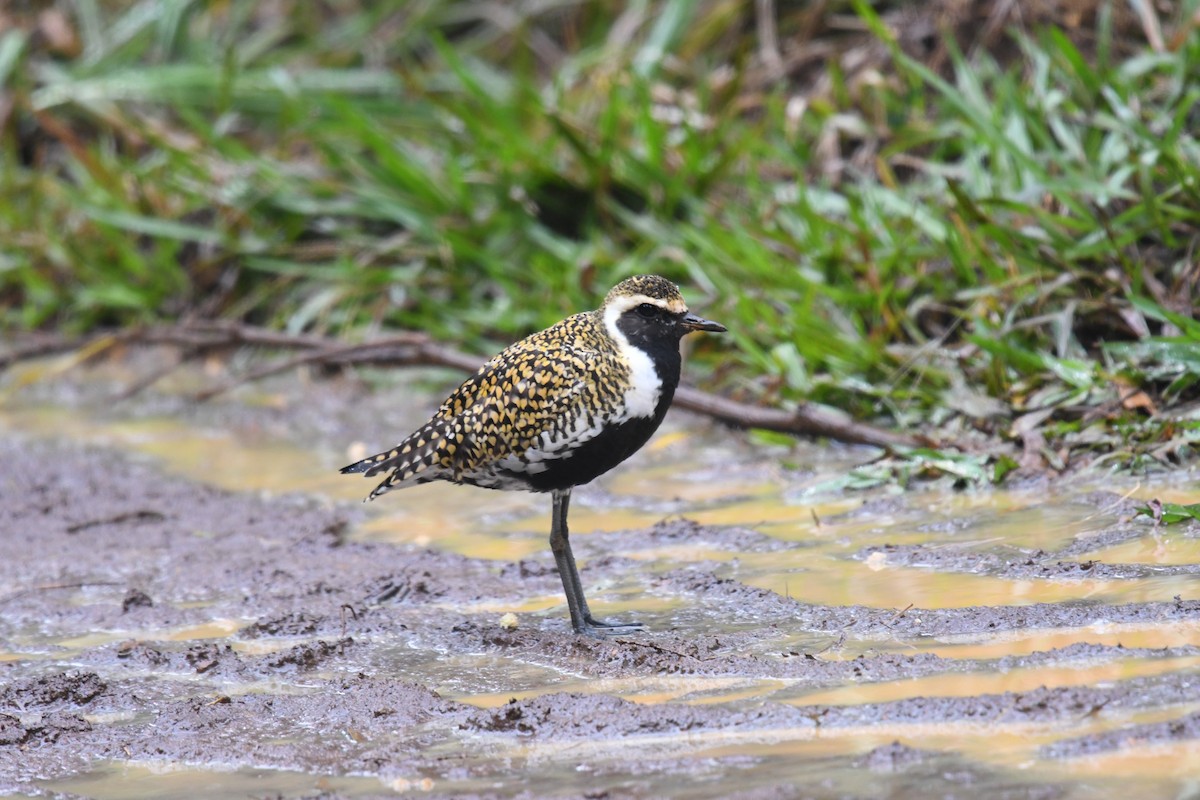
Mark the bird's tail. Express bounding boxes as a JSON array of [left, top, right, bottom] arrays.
[[339, 449, 398, 478], [339, 421, 447, 501]]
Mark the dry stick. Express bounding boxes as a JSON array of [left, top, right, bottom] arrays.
[[5, 324, 919, 450], [882, 603, 914, 629], [0, 580, 125, 605], [672, 386, 923, 448], [0, 325, 237, 371], [0, 333, 82, 371], [111, 347, 197, 402], [140, 320, 366, 350], [192, 339, 418, 402], [194, 336, 483, 402], [324, 338, 479, 373]]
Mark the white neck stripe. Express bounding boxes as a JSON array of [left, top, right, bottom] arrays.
[[602, 303, 663, 419]]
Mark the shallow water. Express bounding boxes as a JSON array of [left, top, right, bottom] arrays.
[[44, 764, 389, 800], [3, 363, 1200, 799]]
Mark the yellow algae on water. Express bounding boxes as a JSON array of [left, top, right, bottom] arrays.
[[1078, 534, 1200, 566], [0, 407, 347, 498], [738, 548, 1200, 610], [42, 762, 385, 800], [915, 619, 1200, 659], [452, 675, 766, 709], [784, 655, 1200, 707], [45, 619, 246, 654], [1045, 739, 1200, 781]]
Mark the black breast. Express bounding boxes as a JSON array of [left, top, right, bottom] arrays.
[[522, 338, 681, 492], [519, 383, 677, 492], [508, 313, 686, 492]]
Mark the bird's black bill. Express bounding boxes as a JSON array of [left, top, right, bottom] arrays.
[[680, 312, 726, 333]]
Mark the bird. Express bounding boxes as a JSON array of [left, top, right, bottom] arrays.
[[340, 274, 725, 636]]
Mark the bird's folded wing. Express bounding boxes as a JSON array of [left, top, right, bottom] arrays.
[[436, 341, 615, 467]]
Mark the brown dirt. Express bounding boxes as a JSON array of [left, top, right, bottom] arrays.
[[0, 357, 1198, 797], [3, 419, 1199, 798]]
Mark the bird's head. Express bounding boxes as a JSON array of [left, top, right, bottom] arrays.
[[600, 275, 726, 347]]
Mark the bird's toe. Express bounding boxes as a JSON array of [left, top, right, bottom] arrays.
[[574, 617, 646, 638]]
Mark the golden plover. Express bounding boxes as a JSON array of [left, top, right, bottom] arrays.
[[341, 274, 725, 635]]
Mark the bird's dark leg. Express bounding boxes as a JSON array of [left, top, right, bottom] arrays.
[[549, 488, 643, 636], [549, 488, 588, 632]]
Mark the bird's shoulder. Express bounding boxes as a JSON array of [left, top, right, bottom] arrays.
[[436, 311, 623, 422]]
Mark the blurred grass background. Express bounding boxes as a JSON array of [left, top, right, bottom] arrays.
[[2, 0, 1199, 472]]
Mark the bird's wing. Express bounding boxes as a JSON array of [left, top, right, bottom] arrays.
[[342, 319, 621, 496], [435, 334, 618, 474]]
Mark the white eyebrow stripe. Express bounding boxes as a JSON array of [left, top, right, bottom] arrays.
[[608, 294, 688, 314]]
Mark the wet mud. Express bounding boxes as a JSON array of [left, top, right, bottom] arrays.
[[856, 541, 1200, 581], [2, 368, 1200, 798]]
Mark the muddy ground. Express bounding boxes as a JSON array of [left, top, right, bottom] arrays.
[[2, 364, 1200, 799]]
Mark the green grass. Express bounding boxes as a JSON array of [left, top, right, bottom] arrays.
[[3, 0, 1200, 477]]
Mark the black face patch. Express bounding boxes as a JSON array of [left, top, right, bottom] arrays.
[[616, 306, 686, 355]]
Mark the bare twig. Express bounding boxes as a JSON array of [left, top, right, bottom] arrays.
[[672, 385, 923, 448], [111, 347, 196, 402], [882, 602, 914, 629], [339, 604, 358, 644], [66, 510, 166, 534], [1, 332, 109, 375], [807, 630, 846, 656], [0, 580, 125, 605], [192, 338, 430, 402]]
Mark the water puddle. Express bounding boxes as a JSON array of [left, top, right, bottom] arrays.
[[685, 723, 1200, 800], [1046, 739, 1200, 780], [914, 619, 1200, 659], [42, 762, 388, 800], [784, 654, 1200, 706], [1080, 534, 1200, 566], [0, 406, 362, 500], [52, 620, 247, 652], [453, 675, 767, 708], [744, 557, 1198, 608]]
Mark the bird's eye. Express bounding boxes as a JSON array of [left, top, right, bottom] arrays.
[[636, 303, 660, 319]]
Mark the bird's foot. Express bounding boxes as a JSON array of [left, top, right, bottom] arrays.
[[574, 616, 645, 638]]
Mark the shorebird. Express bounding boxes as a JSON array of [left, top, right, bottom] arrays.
[[341, 275, 725, 635]]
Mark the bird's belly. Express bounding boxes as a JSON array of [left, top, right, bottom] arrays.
[[447, 416, 628, 493], [511, 414, 664, 492]]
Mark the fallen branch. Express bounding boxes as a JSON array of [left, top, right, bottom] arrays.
[[672, 386, 922, 448], [0, 332, 89, 371], [192, 339, 434, 401], [2, 323, 921, 449]]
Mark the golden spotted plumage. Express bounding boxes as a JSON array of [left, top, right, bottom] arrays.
[[343, 275, 688, 499], [341, 274, 726, 635], [355, 313, 627, 496]]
